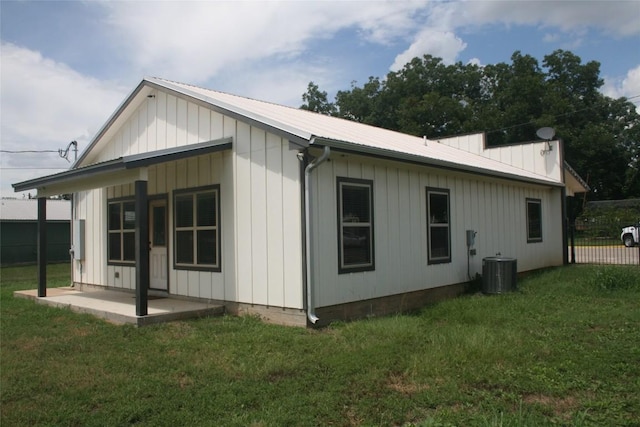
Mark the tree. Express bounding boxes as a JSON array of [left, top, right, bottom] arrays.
[[335, 77, 383, 124], [300, 82, 336, 115]]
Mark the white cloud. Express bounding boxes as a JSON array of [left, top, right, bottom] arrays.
[[101, 1, 427, 84], [391, 29, 467, 70], [0, 42, 127, 198], [216, 60, 337, 108], [451, 1, 640, 36], [467, 57, 482, 67], [602, 65, 640, 102]]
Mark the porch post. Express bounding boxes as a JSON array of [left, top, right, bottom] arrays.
[[135, 180, 149, 316], [37, 197, 47, 297]]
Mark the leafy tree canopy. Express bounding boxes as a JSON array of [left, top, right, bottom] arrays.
[[300, 50, 640, 205]]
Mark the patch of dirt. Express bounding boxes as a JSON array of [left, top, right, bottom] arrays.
[[264, 368, 296, 382], [176, 371, 193, 389], [343, 405, 364, 426], [522, 393, 580, 419], [70, 326, 92, 337], [387, 372, 430, 396], [14, 335, 45, 352]]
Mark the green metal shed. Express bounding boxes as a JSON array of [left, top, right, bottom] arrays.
[[0, 199, 71, 265]]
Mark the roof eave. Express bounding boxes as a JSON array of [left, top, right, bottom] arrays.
[[313, 137, 563, 188], [13, 158, 125, 193], [563, 161, 590, 192]]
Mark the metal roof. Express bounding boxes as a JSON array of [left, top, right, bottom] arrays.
[[146, 77, 562, 187], [0, 199, 71, 221]]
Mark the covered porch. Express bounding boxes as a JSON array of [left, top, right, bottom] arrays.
[[12, 138, 232, 323], [14, 286, 225, 326]]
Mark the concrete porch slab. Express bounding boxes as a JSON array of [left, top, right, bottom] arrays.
[[14, 287, 225, 326]]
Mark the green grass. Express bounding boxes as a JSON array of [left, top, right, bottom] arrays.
[[2, 264, 639, 426]]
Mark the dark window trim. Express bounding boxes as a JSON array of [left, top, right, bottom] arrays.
[[337, 177, 375, 274], [173, 184, 221, 272], [526, 198, 543, 243], [426, 187, 452, 265], [149, 193, 168, 202], [107, 197, 136, 266]]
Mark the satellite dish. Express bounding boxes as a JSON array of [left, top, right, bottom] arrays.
[[536, 127, 555, 140]]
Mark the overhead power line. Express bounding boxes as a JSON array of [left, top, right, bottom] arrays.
[[1, 141, 77, 162], [0, 167, 68, 170], [0, 150, 59, 153]]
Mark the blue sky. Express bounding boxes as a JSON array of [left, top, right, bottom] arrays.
[[1, 0, 639, 198]]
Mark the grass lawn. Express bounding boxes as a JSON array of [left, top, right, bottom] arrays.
[[1, 264, 639, 426]]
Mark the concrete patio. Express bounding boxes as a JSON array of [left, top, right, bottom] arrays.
[[14, 287, 225, 326]]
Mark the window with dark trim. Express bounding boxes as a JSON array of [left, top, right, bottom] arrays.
[[174, 185, 221, 271], [526, 198, 542, 243], [337, 177, 374, 273], [426, 187, 451, 264], [107, 199, 136, 264]]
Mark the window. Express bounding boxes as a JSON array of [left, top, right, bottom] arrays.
[[174, 185, 220, 271], [108, 199, 136, 264], [526, 198, 542, 242], [337, 177, 374, 273], [426, 188, 451, 264]]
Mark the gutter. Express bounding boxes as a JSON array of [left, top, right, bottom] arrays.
[[302, 143, 330, 324]]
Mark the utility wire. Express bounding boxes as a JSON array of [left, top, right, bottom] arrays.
[[0, 167, 67, 170], [0, 150, 58, 153]]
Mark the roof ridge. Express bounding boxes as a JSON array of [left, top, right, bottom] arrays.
[[149, 77, 305, 112]]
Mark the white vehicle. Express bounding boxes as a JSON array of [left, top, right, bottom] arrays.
[[621, 224, 639, 247]]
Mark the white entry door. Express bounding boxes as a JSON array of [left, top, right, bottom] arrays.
[[149, 199, 168, 291]]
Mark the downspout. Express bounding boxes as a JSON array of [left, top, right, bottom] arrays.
[[303, 143, 330, 324], [559, 138, 569, 266]]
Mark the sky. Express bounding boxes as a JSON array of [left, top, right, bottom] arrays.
[[1, 0, 639, 199]]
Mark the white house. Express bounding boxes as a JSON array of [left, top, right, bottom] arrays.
[[14, 77, 588, 326]]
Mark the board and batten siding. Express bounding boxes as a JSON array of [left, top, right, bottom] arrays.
[[234, 123, 304, 309], [311, 153, 563, 308], [73, 93, 304, 310], [72, 188, 107, 288]]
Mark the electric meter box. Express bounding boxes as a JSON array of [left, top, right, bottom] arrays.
[[73, 220, 85, 260]]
